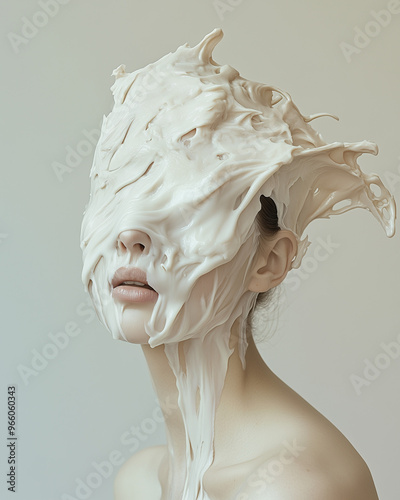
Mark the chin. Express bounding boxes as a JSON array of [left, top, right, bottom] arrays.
[[119, 305, 153, 344]]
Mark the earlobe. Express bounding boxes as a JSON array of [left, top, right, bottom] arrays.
[[247, 230, 298, 293]]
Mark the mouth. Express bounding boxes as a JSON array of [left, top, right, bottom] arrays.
[[111, 267, 158, 303], [111, 266, 154, 289], [117, 280, 155, 290]]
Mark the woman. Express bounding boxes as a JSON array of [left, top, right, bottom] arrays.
[[80, 29, 396, 499]]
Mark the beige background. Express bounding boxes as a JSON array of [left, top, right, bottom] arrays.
[[1, 0, 399, 499]]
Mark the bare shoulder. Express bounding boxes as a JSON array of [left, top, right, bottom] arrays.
[[239, 456, 378, 500], [242, 374, 380, 500], [235, 431, 379, 500], [114, 444, 166, 500]]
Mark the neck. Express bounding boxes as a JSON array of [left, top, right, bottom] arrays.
[[141, 320, 274, 470]]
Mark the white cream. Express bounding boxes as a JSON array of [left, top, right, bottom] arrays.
[[80, 28, 396, 499]]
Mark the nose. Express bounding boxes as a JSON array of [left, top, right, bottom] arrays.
[[116, 229, 151, 255]]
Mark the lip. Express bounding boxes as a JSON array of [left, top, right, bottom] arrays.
[[111, 266, 158, 304]]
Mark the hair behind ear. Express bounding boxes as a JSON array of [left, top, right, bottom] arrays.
[[247, 195, 296, 343]]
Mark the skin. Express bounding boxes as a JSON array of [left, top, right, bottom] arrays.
[[114, 229, 379, 500]]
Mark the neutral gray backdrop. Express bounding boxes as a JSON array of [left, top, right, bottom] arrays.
[[1, 0, 399, 499]]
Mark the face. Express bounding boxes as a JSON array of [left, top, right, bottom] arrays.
[[80, 46, 293, 347], [80, 128, 264, 346]]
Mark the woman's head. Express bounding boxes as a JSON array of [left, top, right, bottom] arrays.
[[80, 28, 395, 352]]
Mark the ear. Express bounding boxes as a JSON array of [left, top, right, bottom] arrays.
[[247, 230, 298, 293]]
